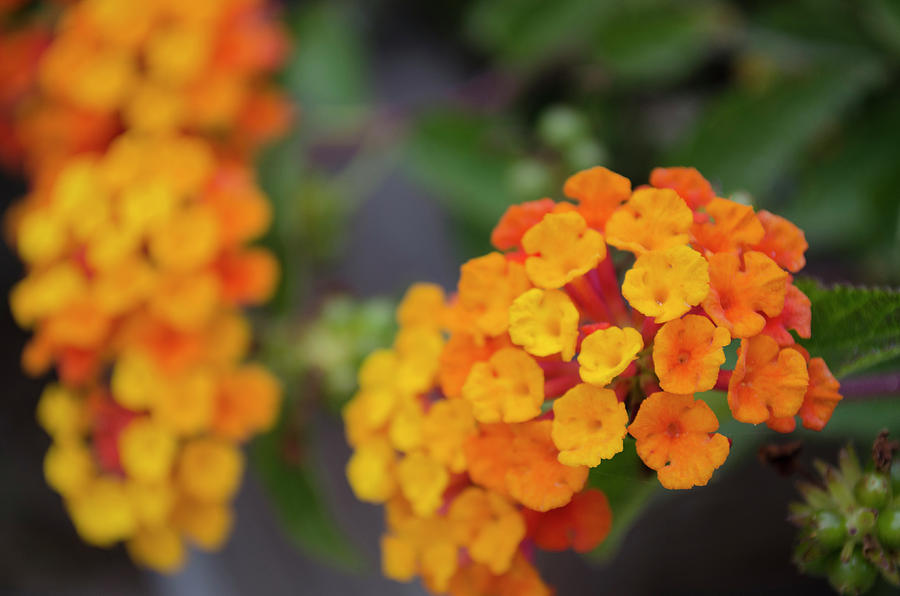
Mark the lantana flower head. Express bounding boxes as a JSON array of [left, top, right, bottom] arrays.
[[3, 0, 289, 572], [343, 165, 842, 594]]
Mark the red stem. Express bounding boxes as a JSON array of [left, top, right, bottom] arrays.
[[565, 276, 612, 324], [714, 369, 733, 391], [595, 257, 630, 326]]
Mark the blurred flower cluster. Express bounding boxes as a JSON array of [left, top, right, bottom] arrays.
[[1, 0, 289, 571], [343, 164, 843, 593]]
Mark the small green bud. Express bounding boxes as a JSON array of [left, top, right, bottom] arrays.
[[565, 139, 608, 171], [537, 105, 589, 150], [507, 159, 552, 199], [877, 505, 900, 549], [845, 508, 877, 538], [855, 472, 891, 509], [827, 549, 879, 595], [814, 510, 847, 551]]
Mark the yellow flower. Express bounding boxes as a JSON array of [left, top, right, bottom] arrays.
[[508, 288, 580, 360], [521, 211, 606, 289], [605, 187, 692, 254], [389, 402, 425, 453], [119, 418, 177, 484], [394, 326, 444, 395], [67, 477, 136, 547], [127, 481, 175, 527], [36, 385, 85, 440], [149, 271, 220, 330], [127, 526, 185, 574], [578, 326, 643, 387], [44, 441, 94, 496], [382, 534, 417, 582], [148, 203, 221, 272], [449, 487, 525, 574], [552, 383, 628, 467], [456, 252, 531, 338], [10, 262, 86, 327], [16, 209, 67, 266], [111, 350, 160, 410], [397, 451, 450, 517], [397, 283, 446, 330], [177, 438, 244, 503], [346, 439, 397, 503], [152, 368, 216, 435], [622, 245, 709, 322], [462, 347, 544, 423], [171, 498, 233, 551], [422, 399, 476, 474]]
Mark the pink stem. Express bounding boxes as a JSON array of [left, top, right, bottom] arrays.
[[565, 276, 611, 324], [595, 257, 630, 325]]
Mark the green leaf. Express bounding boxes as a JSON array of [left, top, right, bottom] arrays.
[[795, 278, 900, 378], [252, 411, 363, 570], [283, 4, 371, 133], [404, 109, 520, 251], [586, 439, 658, 560], [465, 0, 614, 69], [666, 56, 885, 199], [593, 3, 728, 86], [783, 99, 900, 265]]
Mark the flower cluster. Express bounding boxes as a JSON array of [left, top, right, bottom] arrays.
[[3, 0, 289, 572], [343, 165, 842, 593]]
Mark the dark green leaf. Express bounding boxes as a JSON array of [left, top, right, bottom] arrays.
[[586, 439, 658, 560], [593, 3, 728, 86], [252, 411, 363, 570], [795, 279, 900, 378], [783, 99, 900, 264], [666, 56, 885, 198], [465, 0, 614, 69]]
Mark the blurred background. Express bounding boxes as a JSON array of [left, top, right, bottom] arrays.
[[2, 0, 899, 593]]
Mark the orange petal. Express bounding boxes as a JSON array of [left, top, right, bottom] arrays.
[[727, 335, 808, 424], [702, 251, 788, 338]]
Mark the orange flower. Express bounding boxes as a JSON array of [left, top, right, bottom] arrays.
[[702, 251, 788, 338], [562, 166, 631, 229], [448, 487, 525, 574], [653, 314, 731, 394], [455, 252, 531, 338], [438, 333, 510, 398], [397, 282, 446, 330], [605, 188, 692, 254], [521, 211, 605, 289], [522, 489, 612, 553], [761, 283, 811, 346], [462, 347, 544, 423], [649, 166, 714, 210], [448, 553, 552, 596], [628, 392, 730, 489], [491, 199, 558, 251], [727, 335, 809, 424], [767, 347, 841, 433], [691, 197, 765, 254], [752, 210, 807, 273], [466, 421, 588, 511]]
